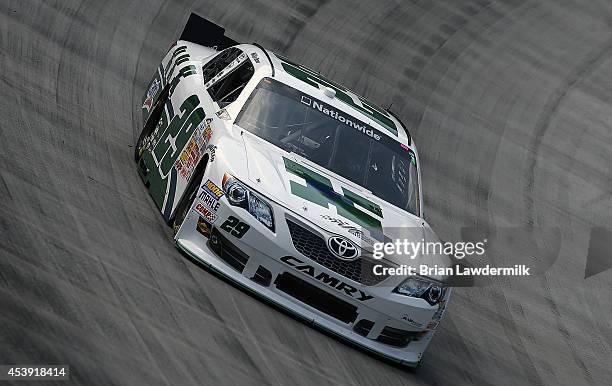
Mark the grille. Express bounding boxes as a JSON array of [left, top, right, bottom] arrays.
[[275, 272, 358, 324], [286, 219, 389, 286]]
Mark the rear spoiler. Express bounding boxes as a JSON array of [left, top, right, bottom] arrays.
[[180, 13, 238, 50]]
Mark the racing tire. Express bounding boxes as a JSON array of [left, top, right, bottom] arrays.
[[170, 156, 209, 232], [134, 86, 169, 162]]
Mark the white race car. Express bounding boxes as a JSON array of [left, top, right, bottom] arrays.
[[135, 15, 451, 367]]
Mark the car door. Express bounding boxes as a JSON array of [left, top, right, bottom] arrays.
[[140, 44, 209, 220], [201, 47, 255, 115], [143, 45, 257, 221]]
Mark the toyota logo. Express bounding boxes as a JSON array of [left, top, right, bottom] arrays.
[[327, 236, 359, 260]]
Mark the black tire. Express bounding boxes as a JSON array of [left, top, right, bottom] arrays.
[[134, 87, 169, 162], [170, 157, 209, 232]]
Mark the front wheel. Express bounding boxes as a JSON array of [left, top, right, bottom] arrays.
[[171, 157, 208, 233], [134, 87, 169, 162]]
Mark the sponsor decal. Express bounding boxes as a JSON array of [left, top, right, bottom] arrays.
[[196, 216, 212, 238], [215, 109, 231, 120], [193, 121, 210, 148], [147, 78, 160, 98], [280, 256, 374, 301], [174, 121, 214, 180], [194, 203, 217, 223], [203, 179, 223, 199], [175, 137, 201, 180], [283, 157, 384, 241], [142, 95, 154, 112], [198, 190, 220, 212], [203, 125, 213, 142], [401, 314, 423, 328], [300, 97, 381, 141], [207, 144, 217, 162], [142, 70, 162, 117], [250, 52, 260, 63], [142, 78, 160, 111], [320, 214, 376, 245], [327, 236, 359, 260]]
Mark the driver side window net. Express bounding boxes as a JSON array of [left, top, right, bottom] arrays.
[[203, 49, 254, 108], [202, 48, 240, 83]]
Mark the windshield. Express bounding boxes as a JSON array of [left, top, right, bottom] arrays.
[[235, 78, 420, 216]]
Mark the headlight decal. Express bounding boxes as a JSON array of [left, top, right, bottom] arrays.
[[248, 194, 274, 229], [222, 173, 275, 232], [394, 277, 446, 306]]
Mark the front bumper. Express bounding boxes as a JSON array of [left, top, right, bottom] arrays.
[[175, 190, 448, 367]]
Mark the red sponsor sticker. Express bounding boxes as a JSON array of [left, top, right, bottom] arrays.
[[195, 203, 217, 223]]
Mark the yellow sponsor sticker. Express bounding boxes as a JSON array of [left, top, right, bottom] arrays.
[[204, 179, 223, 198]]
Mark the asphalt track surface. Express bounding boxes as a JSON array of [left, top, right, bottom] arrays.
[[1, 0, 612, 385]]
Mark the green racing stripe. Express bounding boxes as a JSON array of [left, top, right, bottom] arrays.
[[283, 157, 384, 241], [279, 58, 398, 136]]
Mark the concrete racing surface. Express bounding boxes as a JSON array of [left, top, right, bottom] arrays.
[[1, 0, 611, 384]]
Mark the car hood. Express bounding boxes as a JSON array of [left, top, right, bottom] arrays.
[[230, 127, 452, 276]]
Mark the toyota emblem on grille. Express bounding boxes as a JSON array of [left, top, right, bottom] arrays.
[[327, 236, 359, 260]]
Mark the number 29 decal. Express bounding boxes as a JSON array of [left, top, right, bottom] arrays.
[[220, 216, 250, 238]]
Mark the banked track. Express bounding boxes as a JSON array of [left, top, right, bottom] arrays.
[[1, 0, 611, 385]]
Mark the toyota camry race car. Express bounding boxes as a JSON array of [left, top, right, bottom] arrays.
[[135, 15, 451, 367]]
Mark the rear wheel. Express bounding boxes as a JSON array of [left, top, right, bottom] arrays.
[[134, 87, 169, 162], [171, 157, 209, 233]]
